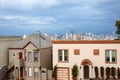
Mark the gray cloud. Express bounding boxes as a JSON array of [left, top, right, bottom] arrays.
[[0, 0, 119, 35], [0, 15, 57, 26], [0, 0, 60, 9]]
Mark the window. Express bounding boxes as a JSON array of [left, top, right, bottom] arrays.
[[28, 67, 32, 77], [74, 49, 80, 55], [34, 68, 39, 76], [93, 49, 99, 55], [13, 53, 15, 56], [58, 50, 68, 62], [34, 52, 38, 61], [28, 52, 32, 62], [105, 50, 117, 63]]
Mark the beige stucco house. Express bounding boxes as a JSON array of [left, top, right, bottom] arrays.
[[8, 34, 52, 80], [0, 36, 22, 69], [52, 40, 120, 80]]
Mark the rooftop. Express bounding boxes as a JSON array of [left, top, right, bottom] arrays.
[[0, 36, 22, 41], [52, 40, 120, 44], [9, 34, 52, 49]]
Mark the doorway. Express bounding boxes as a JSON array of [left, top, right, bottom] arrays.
[[19, 52, 23, 59], [81, 59, 92, 79], [84, 65, 89, 79]]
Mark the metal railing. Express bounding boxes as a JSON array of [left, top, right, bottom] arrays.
[[0, 66, 8, 80], [0, 61, 15, 80]]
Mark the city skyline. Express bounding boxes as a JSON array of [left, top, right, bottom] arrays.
[[0, 0, 120, 35]]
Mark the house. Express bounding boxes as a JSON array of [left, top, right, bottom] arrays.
[[8, 34, 52, 80], [0, 36, 22, 80], [0, 36, 22, 69], [52, 40, 120, 80]]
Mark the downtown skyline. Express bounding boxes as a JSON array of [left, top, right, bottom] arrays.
[[0, 0, 120, 36]]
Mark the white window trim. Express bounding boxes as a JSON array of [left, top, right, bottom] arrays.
[[59, 50, 68, 62], [109, 50, 112, 62], [28, 67, 32, 77], [62, 50, 64, 61], [34, 52, 38, 61], [106, 50, 116, 63], [34, 67, 39, 76], [28, 52, 32, 62]]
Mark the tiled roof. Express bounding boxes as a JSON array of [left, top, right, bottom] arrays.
[[52, 40, 120, 44]]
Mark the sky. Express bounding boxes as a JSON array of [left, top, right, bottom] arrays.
[[0, 0, 120, 36]]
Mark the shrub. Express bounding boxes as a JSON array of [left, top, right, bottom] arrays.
[[72, 64, 78, 80], [52, 65, 57, 78], [111, 67, 116, 79], [94, 66, 99, 78], [100, 66, 104, 79], [106, 67, 110, 79], [117, 67, 120, 79]]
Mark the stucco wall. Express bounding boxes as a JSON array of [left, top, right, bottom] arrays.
[[0, 37, 22, 69], [9, 49, 24, 66], [53, 43, 120, 79]]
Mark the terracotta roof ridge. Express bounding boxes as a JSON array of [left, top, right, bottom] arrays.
[[52, 40, 120, 44]]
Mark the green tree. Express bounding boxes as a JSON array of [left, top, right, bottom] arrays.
[[100, 66, 104, 79], [115, 20, 120, 39], [117, 68, 120, 79], [111, 67, 116, 79], [52, 65, 57, 79], [94, 66, 99, 78], [106, 67, 110, 79], [72, 64, 78, 80]]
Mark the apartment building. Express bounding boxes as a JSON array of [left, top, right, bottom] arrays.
[[8, 34, 52, 80], [52, 40, 120, 80]]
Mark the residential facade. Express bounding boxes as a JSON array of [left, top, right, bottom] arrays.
[[52, 40, 120, 80], [0, 36, 22, 69], [8, 34, 52, 80]]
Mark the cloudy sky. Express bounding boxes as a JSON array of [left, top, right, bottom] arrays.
[[0, 0, 120, 35]]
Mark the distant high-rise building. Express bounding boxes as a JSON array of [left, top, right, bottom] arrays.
[[50, 32, 117, 40]]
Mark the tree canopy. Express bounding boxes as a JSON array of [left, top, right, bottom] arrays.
[[115, 20, 120, 34]]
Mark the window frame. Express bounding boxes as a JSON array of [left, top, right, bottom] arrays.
[[58, 49, 69, 63], [34, 67, 39, 77], [28, 67, 32, 77], [105, 49, 117, 64], [28, 52, 32, 62], [34, 51, 39, 62]]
